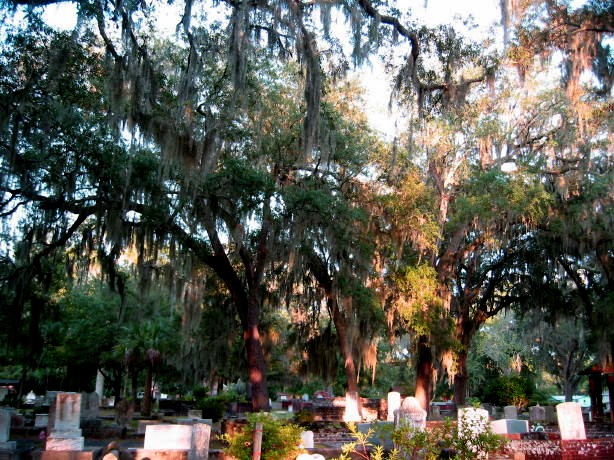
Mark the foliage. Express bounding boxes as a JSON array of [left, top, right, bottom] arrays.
[[221, 412, 303, 460], [194, 395, 227, 422], [335, 422, 399, 460], [482, 375, 534, 409], [337, 418, 506, 460]]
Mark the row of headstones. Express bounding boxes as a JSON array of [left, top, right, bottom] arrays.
[[1, 392, 213, 459], [393, 396, 588, 440]]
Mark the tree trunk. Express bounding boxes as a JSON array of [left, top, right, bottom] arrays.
[[453, 348, 469, 406], [142, 363, 153, 417], [244, 297, 270, 412], [414, 334, 434, 412]]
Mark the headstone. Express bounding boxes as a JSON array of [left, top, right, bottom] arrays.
[[144, 424, 193, 450], [95, 371, 105, 399], [387, 392, 401, 422], [556, 402, 586, 440], [35, 414, 49, 428], [115, 399, 133, 429], [81, 392, 100, 421], [190, 423, 211, 460], [300, 430, 314, 449], [144, 423, 211, 460], [544, 405, 556, 424], [457, 407, 490, 459], [529, 405, 546, 423], [0, 408, 16, 451], [0, 388, 8, 402], [394, 397, 427, 431], [343, 391, 361, 422], [187, 410, 202, 419], [45, 392, 84, 451], [490, 419, 529, 435], [503, 405, 518, 419]]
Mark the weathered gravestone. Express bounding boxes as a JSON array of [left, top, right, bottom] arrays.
[[545, 405, 557, 424], [529, 405, 546, 423], [503, 405, 518, 419], [0, 408, 16, 451], [46, 392, 85, 451], [143, 423, 211, 460], [490, 419, 529, 435], [556, 402, 586, 440], [387, 392, 401, 422], [80, 392, 100, 421], [394, 397, 427, 430]]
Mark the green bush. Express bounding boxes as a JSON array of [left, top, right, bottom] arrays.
[[221, 412, 304, 460], [482, 375, 533, 409], [194, 395, 230, 421]]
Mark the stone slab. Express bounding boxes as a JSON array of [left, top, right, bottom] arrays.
[[557, 402, 586, 440], [45, 437, 85, 451], [144, 425, 192, 450], [491, 419, 529, 435], [129, 450, 188, 460]]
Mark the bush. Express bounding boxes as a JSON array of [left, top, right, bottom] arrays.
[[195, 396, 226, 421], [482, 375, 533, 409], [221, 412, 304, 460]]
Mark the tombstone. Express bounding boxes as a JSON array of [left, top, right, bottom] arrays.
[[95, 371, 105, 399], [300, 430, 314, 449], [144, 424, 193, 450], [81, 392, 100, 421], [394, 397, 427, 431], [190, 423, 211, 460], [503, 405, 518, 419], [115, 398, 133, 429], [0, 408, 16, 451], [187, 410, 202, 419], [529, 405, 546, 423], [387, 391, 401, 422], [556, 402, 586, 440], [45, 392, 84, 451], [144, 423, 211, 460], [490, 419, 529, 435], [544, 405, 556, 424], [34, 414, 49, 428]]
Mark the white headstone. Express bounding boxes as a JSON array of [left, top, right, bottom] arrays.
[[490, 419, 529, 435], [394, 397, 427, 430], [556, 402, 586, 440], [387, 392, 401, 422], [300, 430, 314, 449], [144, 424, 193, 450], [343, 391, 361, 422], [503, 405, 518, 419], [95, 371, 105, 399]]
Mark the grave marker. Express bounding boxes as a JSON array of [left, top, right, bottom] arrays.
[[45, 392, 84, 451], [387, 392, 401, 422], [529, 405, 546, 423], [503, 405, 518, 419], [556, 402, 586, 440], [490, 419, 529, 435], [394, 397, 427, 430]]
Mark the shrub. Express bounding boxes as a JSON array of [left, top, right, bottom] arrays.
[[482, 375, 533, 409], [221, 412, 303, 460]]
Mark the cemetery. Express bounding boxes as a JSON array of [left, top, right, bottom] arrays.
[[0, 0, 613, 459], [1, 388, 614, 459]]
